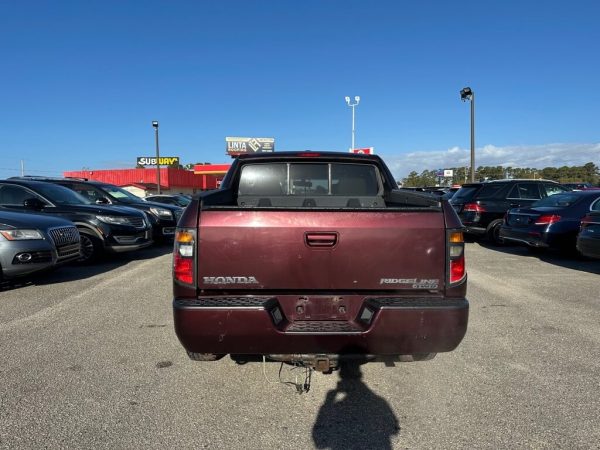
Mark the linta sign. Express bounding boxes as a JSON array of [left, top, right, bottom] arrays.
[[137, 157, 180, 166], [226, 137, 275, 155]]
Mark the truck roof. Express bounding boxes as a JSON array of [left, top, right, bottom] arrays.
[[236, 151, 384, 163]]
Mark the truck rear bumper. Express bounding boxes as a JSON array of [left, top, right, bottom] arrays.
[[173, 296, 469, 356]]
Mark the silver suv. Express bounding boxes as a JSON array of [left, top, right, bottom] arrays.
[[0, 210, 80, 280]]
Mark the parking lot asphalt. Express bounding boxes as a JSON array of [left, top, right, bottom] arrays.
[[1, 242, 599, 449]]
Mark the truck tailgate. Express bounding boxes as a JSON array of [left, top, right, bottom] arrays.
[[197, 210, 446, 292]]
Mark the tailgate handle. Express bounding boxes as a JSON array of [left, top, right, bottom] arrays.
[[305, 232, 338, 247]]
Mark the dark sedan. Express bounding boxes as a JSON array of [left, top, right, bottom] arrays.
[[499, 190, 600, 252], [576, 198, 600, 259]]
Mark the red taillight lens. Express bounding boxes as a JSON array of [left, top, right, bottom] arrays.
[[173, 228, 195, 285], [174, 254, 193, 284], [450, 257, 465, 283], [448, 230, 466, 284], [463, 202, 485, 213], [534, 214, 561, 225]]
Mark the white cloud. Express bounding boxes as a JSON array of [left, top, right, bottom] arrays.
[[385, 142, 600, 179]]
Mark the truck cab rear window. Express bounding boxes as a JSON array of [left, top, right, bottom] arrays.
[[238, 163, 381, 197]]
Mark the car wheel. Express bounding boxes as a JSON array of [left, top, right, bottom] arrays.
[[79, 233, 102, 264], [187, 352, 225, 361], [486, 220, 504, 246]]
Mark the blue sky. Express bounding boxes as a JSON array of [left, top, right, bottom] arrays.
[[1, 0, 599, 179]]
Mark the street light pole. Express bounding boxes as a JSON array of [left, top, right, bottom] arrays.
[[460, 87, 475, 182], [152, 120, 161, 194], [345, 96, 360, 150]]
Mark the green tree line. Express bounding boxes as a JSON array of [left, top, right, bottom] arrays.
[[401, 162, 599, 187]]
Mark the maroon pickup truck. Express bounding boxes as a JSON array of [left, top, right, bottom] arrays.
[[173, 152, 468, 372]]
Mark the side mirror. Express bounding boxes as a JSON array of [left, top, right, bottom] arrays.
[[95, 197, 110, 205], [23, 198, 45, 210]]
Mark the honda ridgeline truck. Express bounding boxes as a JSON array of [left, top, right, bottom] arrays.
[[173, 152, 468, 372]]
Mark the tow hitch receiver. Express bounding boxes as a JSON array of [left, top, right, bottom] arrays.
[[314, 356, 331, 373], [267, 354, 339, 372]]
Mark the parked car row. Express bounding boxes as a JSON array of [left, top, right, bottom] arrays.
[[450, 179, 600, 259], [24, 177, 184, 241], [0, 177, 185, 282]]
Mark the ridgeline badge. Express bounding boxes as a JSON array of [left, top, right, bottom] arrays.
[[203, 276, 259, 285], [380, 278, 439, 289]]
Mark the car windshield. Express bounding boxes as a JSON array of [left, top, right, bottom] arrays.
[[173, 196, 191, 206], [442, 190, 457, 200], [34, 183, 92, 205], [532, 193, 581, 208], [451, 186, 480, 202], [98, 185, 143, 203], [148, 195, 190, 206]]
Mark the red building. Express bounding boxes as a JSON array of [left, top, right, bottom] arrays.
[[64, 164, 231, 196]]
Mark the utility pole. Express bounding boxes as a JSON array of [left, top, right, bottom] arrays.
[[152, 121, 161, 194], [460, 87, 475, 182]]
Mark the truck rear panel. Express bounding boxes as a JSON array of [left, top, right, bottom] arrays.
[[197, 210, 446, 292]]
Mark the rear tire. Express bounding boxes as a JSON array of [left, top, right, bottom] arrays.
[[187, 352, 225, 361], [78, 233, 103, 264], [486, 220, 504, 246]]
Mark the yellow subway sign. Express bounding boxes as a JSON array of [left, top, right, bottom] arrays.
[[136, 157, 180, 166]]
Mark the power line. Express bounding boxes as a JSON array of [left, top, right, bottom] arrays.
[[0, 167, 63, 175]]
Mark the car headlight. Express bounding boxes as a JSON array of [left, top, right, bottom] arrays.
[[96, 215, 131, 225], [149, 207, 173, 220], [0, 229, 44, 240]]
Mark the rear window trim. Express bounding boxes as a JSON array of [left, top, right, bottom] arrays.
[[237, 161, 384, 197]]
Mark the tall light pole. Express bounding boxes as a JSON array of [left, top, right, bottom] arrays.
[[345, 96, 360, 150], [460, 87, 475, 182], [152, 120, 161, 194]]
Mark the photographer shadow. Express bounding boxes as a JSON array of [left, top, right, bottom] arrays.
[[312, 361, 400, 450]]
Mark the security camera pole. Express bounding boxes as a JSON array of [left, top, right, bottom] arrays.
[[152, 120, 161, 194], [460, 87, 475, 182], [345, 96, 360, 150]]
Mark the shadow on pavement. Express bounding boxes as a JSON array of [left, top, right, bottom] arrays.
[[476, 241, 600, 275], [312, 362, 400, 450], [0, 243, 172, 291]]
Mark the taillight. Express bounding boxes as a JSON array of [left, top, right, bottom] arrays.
[[463, 202, 485, 213], [534, 215, 561, 225], [173, 228, 195, 285], [580, 216, 599, 231], [580, 216, 596, 226], [448, 230, 466, 284]]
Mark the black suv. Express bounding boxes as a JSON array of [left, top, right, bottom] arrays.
[[0, 179, 152, 262], [450, 179, 569, 244], [14, 178, 183, 241]]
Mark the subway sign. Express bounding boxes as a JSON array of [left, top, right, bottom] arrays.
[[226, 137, 275, 156], [136, 157, 180, 166]]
